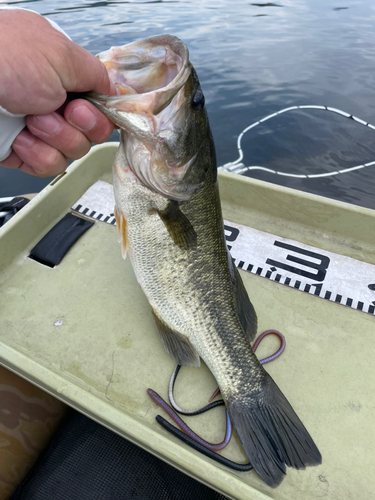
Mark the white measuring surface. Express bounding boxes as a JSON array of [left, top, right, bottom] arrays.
[[72, 180, 116, 225], [72, 180, 375, 317]]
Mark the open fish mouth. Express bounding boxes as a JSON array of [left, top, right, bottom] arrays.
[[86, 35, 192, 126], [85, 35, 206, 201]]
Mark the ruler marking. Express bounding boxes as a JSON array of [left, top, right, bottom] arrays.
[[71, 182, 375, 318]]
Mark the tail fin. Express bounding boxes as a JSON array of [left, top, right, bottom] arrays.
[[226, 374, 321, 488]]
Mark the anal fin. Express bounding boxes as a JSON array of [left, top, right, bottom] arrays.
[[157, 201, 197, 250], [151, 308, 200, 367], [114, 206, 129, 259]]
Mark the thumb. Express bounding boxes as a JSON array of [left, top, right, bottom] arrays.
[[59, 42, 117, 96]]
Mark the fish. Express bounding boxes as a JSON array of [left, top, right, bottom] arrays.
[[85, 34, 322, 488]]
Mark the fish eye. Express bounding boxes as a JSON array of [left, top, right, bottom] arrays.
[[191, 89, 205, 112]]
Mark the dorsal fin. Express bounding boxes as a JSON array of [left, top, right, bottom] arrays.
[[228, 250, 257, 342]]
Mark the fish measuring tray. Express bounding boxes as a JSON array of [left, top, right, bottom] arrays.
[[1, 143, 374, 500]]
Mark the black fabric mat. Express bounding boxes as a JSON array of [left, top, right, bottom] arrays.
[[11, 410, 230, 500]]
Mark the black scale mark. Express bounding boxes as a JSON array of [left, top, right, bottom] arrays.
[[266, 241, 330, 281], [311, 283, 322, 296], [224, 225, 240, 242], [225, 225, 372, 315]]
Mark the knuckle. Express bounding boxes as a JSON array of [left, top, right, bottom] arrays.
[[88, 117, 114, 144], [65, 133, 91, 160], [37, 150, 67, 177]]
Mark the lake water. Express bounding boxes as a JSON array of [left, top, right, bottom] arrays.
[[1, 0, 375, 210]]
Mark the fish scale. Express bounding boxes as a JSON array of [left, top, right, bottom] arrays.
[[85, 34, 321, 488]]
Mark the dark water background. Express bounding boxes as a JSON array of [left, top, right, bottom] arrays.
[[1, 0, 375, 210]]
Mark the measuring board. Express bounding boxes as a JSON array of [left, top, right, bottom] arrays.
[[72, 180, 375, 316]]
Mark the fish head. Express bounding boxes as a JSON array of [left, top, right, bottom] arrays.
[[87, 35, 210, 201]]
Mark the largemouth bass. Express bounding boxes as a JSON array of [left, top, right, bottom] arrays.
[[86, 35, 321, 487]]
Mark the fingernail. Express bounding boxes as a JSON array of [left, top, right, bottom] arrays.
[[32, 113, 61, 135], [69, 105, 97, 131], [13, 130, 35, 149]]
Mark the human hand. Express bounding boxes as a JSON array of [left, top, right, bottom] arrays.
[[0, 9, 117, 177]]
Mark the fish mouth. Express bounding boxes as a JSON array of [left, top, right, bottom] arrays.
[[86, 35, 192, 124], [86, 35, 203, 201]]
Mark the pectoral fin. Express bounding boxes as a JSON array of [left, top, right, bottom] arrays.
[[114, 206, 129, 259], [157, 201, 197, 250], [151, 308, 200, 367]]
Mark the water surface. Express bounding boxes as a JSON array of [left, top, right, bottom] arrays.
[[1, 0, 375, 210]]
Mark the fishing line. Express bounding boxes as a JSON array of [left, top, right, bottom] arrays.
[[218, 105, 375, 178]]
